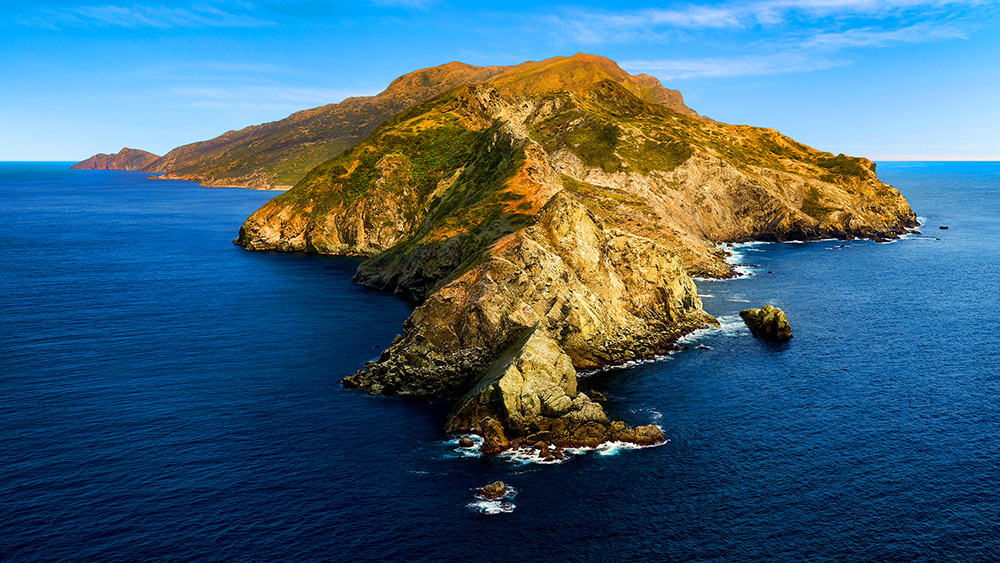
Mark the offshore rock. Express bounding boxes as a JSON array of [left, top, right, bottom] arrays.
[[479, 481, 507, 500], [740, 305, 793, 341]]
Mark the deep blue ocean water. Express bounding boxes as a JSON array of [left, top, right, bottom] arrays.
[[1, 162, 998, 561]]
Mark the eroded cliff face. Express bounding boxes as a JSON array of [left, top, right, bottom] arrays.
[[234, 55, 917, 453], [342, 190, 712, 398], [444, 327, 665, 452]]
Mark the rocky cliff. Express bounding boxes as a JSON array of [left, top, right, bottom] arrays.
[[71, 148, 160, 171], [235, 54, 917, 453]]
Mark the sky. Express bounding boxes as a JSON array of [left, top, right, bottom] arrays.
[[1, 0, 998, 161]]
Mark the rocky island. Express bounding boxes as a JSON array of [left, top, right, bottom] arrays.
[[741, 305, 793, 341], [71, 148, 160, 171], [83, 54, 917, 454], [230, 54, 916, 453]]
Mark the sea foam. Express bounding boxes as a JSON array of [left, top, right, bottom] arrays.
[[467, 485, 517, 515]]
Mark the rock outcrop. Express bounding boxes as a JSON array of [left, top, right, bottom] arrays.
[[478, 481, 507, 500], [444, 327, 665, 450], [740, 305, 793, 341], [234, 54, 916, 454], [71, 148, 160, 171]]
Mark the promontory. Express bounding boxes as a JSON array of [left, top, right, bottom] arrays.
[[227, 54, 917, 454]]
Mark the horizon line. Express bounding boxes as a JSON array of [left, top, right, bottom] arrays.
[[4, 157, 1000, 164]]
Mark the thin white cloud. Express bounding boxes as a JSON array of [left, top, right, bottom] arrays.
[[21, 3, 272, 29], [170, 85, 376, 110], [551, 0, 984, 42], [802, 22, 966, 49], [621, 19, 968, 80], [623, 53, 848, 80], [370, 0, 435, 7]]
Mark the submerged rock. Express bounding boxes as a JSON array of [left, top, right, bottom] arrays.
[[740, 305, 793, 341], [479, 481, 507, 500]]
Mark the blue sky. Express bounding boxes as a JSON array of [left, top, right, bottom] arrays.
[[2, 0, 998, 160]]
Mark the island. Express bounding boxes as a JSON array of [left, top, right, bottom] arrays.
[[71, 148, 160, 171], [227, 54, 916, 454], [77, 54, 916, 454]]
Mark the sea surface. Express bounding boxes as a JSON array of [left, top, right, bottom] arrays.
[[1, 162, 999, 561]]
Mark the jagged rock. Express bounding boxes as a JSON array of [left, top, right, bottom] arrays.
[[458, 437, 474, 448], [587, 390, 608, 403], [478, 417, 509, 455], [444, 327, 665, 451], [740, 305, 793, 341], [479, 481, 507, 500]]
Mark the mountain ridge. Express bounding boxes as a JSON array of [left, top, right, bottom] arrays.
[[73, 54, 702, 190]]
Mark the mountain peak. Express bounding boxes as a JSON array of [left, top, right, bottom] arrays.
[[380, 61, 508, 102], [487, 54, 700, 117], [138, 54, 701, 188]]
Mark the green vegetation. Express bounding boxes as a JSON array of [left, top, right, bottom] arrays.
[[623, 140, 693, 174], [532, 109, 624, 173], [816, 154, 868, 178], [801, 186, 835, 219]]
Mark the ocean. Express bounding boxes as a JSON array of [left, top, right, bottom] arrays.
[[1, 162, 998, 560]]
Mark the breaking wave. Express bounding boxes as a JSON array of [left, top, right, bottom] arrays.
[[677, 314, 749, 345], [467, 485, 517, 515]]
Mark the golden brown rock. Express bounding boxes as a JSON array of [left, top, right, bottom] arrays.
[[740, 305, 793, 341], [479, 481, 507, 500], [478, 417, 509, 456]]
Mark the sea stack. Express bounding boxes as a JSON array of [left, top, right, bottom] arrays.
[[740, 305, 793, 341]]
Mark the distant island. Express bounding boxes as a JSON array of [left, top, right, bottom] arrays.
[[77, 54, 917, 457], [71, 148, 160, 172]]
